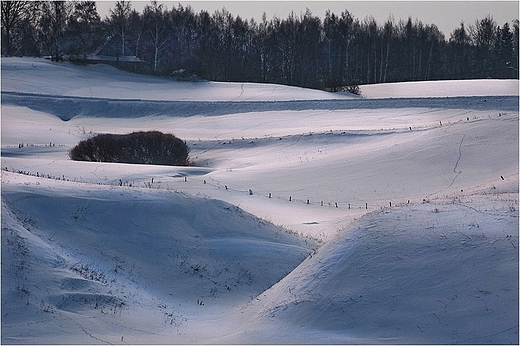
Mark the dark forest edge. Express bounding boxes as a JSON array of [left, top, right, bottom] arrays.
[[2, 1, 518, 91]]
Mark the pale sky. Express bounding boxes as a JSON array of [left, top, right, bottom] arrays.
[[96, 1, 519, 37]]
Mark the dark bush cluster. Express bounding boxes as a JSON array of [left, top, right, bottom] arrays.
[[70, 131, 190, 166]]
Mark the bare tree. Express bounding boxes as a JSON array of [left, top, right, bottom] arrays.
[[143, 1, 168, 72], [37, 1, 73, 61], [469, 15, 498, 77], [109, 0, 132, 62], [68, 1, 102, 60], [1, 1, 28, 55]]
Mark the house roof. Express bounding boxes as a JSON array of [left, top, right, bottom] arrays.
[[89, 35, 145, 63]]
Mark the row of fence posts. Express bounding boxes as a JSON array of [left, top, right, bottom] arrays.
[[4, 168, 402, 210], [198, 177, 398, 210], [203, 177, 403, 209]]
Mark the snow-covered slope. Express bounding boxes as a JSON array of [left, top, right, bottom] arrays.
[[2, 172, 314, 344], [1, 57, 518, 344], [361, 79, 519, 98], [232, 198, 518, 344], [1, 58, 355, 101]]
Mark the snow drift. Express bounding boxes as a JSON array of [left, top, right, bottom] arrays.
[[1, 57, 518, 344]]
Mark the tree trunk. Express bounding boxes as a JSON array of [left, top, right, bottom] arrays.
[[121, 31, 125, 63]]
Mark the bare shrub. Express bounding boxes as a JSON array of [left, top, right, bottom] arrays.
[[345, 84, 361, 95], [69, 131, 190, 166]]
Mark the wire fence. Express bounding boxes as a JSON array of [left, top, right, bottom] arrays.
[[1, 166, 420, 212]]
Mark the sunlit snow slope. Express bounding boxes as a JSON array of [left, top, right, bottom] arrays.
[[1, 57, 518, 344]]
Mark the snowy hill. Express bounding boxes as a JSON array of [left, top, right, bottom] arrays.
[[2, 173, 314, 344], [233, 199, 518, 344], [361, 79, 519, 98], [1, 57, 518, 344], [1, 58, 356, 101]]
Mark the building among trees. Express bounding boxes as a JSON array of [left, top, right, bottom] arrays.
[[87, 35, 148, 72], [1, 1, 518, 89]]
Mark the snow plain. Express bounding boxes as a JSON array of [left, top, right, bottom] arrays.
[[1, 57, 518, 344]]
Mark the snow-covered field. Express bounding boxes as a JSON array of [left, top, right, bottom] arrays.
[[1, 57, 518, 344]]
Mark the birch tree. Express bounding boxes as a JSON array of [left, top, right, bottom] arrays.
[[143, 1, 168, 72], [109, 0, 132, 62]]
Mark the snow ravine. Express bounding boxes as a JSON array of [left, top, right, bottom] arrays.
[[1, 57, 518, 344]]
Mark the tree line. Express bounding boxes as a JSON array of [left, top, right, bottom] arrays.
[[2, 1, 518, 89]]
